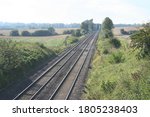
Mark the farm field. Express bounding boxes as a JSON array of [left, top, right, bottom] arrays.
[[0, 28, 78, 48], [0, 35, 68, 48], [0, 28, 78, 36], [112, 26, 140, 36]]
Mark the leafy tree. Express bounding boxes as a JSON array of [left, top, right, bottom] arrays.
[[72, 29, 81, 37], [48, 27, 55, 35], [88, 19, 94, 32], [10, 30, 19, 36], [81, 20, 89, 34], [21, 31, 31, 36], [93, 23, 100, 31], [102, 29, 113, 38], [81, 19, 94, 34], [101, 17, 114, 39], [101, 17, 114, 31], [130, 23, 150, 58]]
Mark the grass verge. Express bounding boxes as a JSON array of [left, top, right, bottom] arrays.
[[83, 34, 150, 100]]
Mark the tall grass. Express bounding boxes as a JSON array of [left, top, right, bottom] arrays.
[[83, 35, 150, 100]]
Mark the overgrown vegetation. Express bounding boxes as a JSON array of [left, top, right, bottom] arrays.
[[0, 32, 83, 89], [83, 19, 150, 100], [0, 40, 58, 89], [130, 23, 150, 59]]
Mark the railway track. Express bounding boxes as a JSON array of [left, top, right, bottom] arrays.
[[13, 32, 99, 100]]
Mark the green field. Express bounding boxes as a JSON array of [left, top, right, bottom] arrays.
[[0, 35, 68, 48], [11, 35, 66, 48]]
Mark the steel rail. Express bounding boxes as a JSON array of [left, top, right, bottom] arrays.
[[65, 32, 99, 100], [30, 34, 95, 99], [13, 33, 94, 100], [49, 32, 98, 100]]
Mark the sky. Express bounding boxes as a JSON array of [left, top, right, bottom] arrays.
[[0, 0, 149, 24]]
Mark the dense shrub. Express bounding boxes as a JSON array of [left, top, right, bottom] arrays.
[[70, 38, 79, 44], [109, 51, 125, 64], [10, 30, 19, 36], [72, 29, 82, 37], [32, 30, 52, 36], [63, 30, 74, 34], [103, 49, 109, 54], [110, 38, 121, 48], [0, 40, 56, 89], [48, 27, 55, 35], [120, 29, 129, 35], [21, 31, 31, 36], [63, 29, 82, 37]]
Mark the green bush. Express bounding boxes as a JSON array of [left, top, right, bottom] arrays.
[[63, 30, 74, 34], [109, 51, 125, 64], [103, 49, 109, 54], [110, 38, 121, 48], [66, 37, 79, 45], [10, 30, 19, 36], [32, 30, 51, 36], [21, 31, 31, 36], [71, 38, 79, 44], [0, 40, 56, 89], [72, 29, 82, 37]]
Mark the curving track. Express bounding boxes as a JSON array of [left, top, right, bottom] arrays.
[[13, 32, 99, 100]]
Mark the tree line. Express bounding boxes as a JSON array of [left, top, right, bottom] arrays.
[[63, 19, 100, 37], [10, 27, 56, 36]]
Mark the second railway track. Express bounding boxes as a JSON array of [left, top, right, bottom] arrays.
[[13, 32, 99, 100]]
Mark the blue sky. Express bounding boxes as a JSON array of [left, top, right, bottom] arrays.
[[0, 0, 149, 24]]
